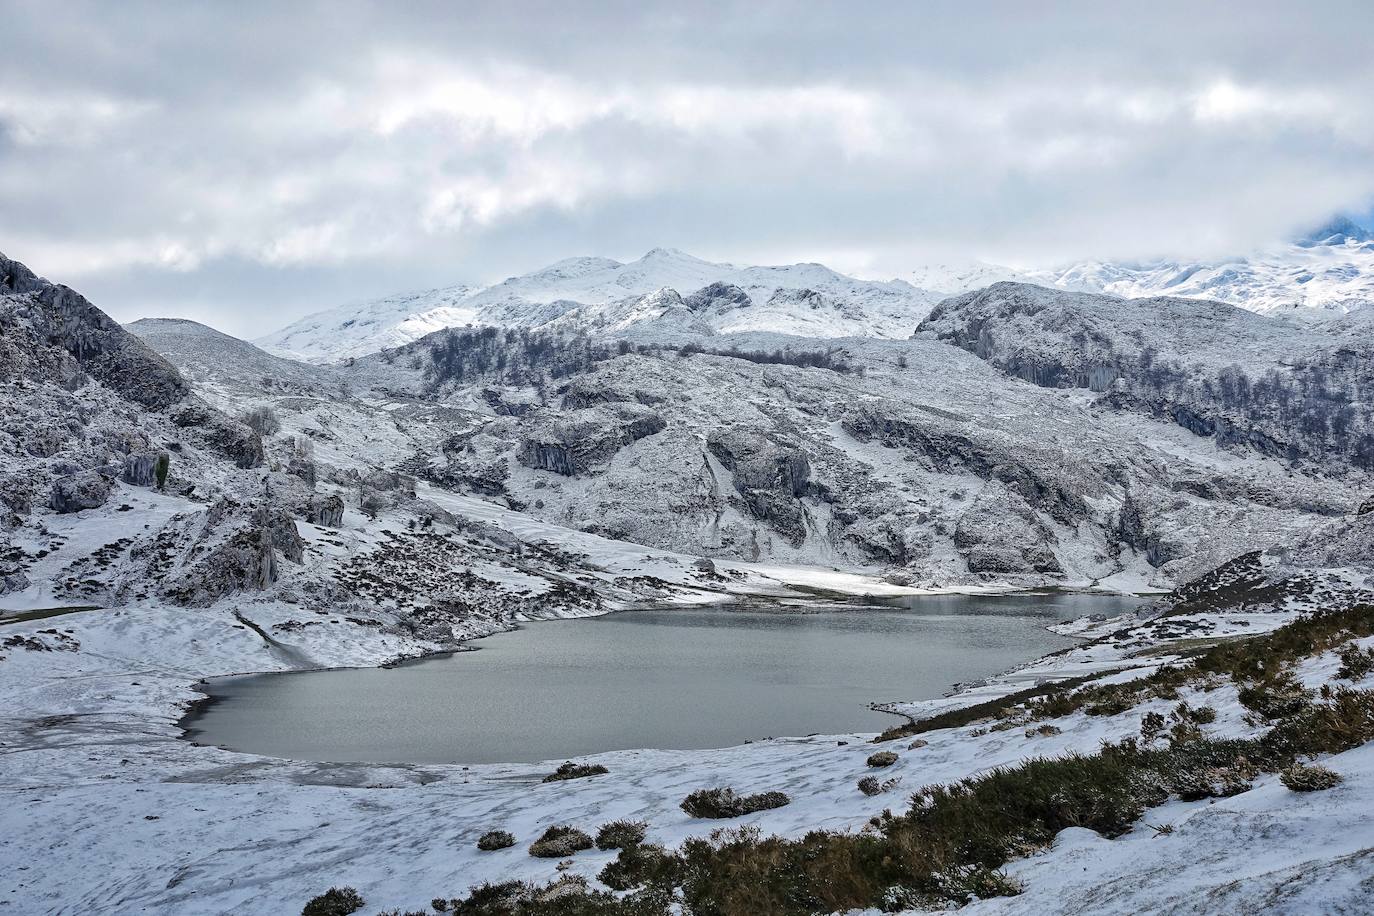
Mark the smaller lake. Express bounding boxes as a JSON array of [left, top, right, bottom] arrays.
[[186, 593, 1142, 765]]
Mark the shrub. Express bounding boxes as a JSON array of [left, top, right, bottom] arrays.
[[528, 825, 594, 858], [1238, 677, 1313, 720], [542, 761, 609, 783], [435, 878, 670, 916], [476, 830, 516, 851], [302, 886, 364, 916], [857, 775, 901, 796], [1170, 763, 1254, 801], [939, 864, 1023, 904], [598, 843, 683, 891], [1337, 645, 1374, 680], [242, 405, 281, 437], [1280, 762, 1343, 792], [595, 820, 648, 850], [866, 751, 898, 768], [1024, 724, 1061, 738], [1140, 711, 1166, 744], [680, 787, 791, 819]]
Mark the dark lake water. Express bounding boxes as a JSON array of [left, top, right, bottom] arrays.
[[185, 593, 1142, 765]]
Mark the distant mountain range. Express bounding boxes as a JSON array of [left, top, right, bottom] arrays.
[[257, 219, 1374, 363], [256, 248, 940, 362]]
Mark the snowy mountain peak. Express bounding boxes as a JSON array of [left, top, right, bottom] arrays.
[[1295, 215, 1374, 248], [257, 249, 944, 361]]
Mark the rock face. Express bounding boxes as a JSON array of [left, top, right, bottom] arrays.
[[257, 505, 305, 564], [171, 402, 264, 469], [1, 252, 189, 409], [122, 451, 159, 487], [517, 405, 665, 476], [50, 471, 112, 513], [707, 429, 812, 547], [952, 485, 1062, 575], [840, 404, 1090, 526], [167, 503, 302, 605], [304, 493, 345, 527], [684, 282, 753, 313]]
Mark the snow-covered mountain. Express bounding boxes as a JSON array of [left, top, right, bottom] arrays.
[[255, 283, 480, 363], [256, 248, 940, 362], [1018, 217, 1374, 318], [902, 218, 1374, 320]]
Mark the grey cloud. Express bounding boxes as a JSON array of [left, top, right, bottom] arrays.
[[1, 0, 1372, 336]]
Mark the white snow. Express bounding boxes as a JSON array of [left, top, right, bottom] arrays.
[[255, 249, 942, 362]]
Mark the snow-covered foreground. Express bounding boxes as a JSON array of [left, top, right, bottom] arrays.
[[5, 576, 1372, 914]]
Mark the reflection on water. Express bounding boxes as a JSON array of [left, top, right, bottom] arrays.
[[186, 593, 1141, 765]]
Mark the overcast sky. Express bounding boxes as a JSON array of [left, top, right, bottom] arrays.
[[3, 1, 1373, 336]]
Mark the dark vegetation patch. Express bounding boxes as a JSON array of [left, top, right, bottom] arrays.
[[674, 341, 856, 374], [527, 825, 593, 858], [301, 886, 364, 916], [1280, 762, 1343, 792], [476, 830, 516, 851], [595, 820, 648, 850], [542, 761, 609, 783], [430, 877, 670, 915], [680, 787, 791, 819], [857, 775, 901, 796]]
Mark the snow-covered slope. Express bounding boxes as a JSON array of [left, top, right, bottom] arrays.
[[906, 218, 1374, 320], [1022, 218, 1374, 318], [256, 249, 940, 362], [259, 283, 480, 363]]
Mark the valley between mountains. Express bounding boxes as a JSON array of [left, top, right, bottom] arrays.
[[4, 244, 1374, 914]]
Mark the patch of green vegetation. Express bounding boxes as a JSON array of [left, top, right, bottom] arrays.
[[1337, 644, 1374, 680], [857, 775, 901, 796], [875, 674, 1099, 742]]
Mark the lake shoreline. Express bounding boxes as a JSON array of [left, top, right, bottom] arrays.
[[178, 592, 1135, 765]]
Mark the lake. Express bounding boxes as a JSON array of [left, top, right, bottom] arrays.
[[184, 593, 1142, 765]]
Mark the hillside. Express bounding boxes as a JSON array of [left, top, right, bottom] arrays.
[[256, 248, 941, 362]]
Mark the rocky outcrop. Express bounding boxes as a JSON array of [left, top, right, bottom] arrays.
[[842, 404, 1089, 525], [517, 405, 665, 476], [166, 503, 301, 605], [122, 451, 160, 487], [172, 402, 264, 468], [685, 282, 753, 313], [953, 485, 1062, 576], [1, 252, 189, 409], [0, 569, 28, 595], [50, 470, 112, 513], [304, 493, 345, 527], [256, 505, 305, 564], [707, 429, 812, 547]]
